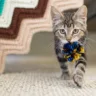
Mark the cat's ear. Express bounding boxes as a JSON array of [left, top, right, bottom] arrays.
[[51, 6, 64, 25], [73, 5, 87, 24]]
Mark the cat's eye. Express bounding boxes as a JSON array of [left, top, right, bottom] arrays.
[[60, 29, 66, 34], [73, 29, 79, 34]]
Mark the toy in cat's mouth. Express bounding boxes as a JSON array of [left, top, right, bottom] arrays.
[[62, 42, 85, 62]]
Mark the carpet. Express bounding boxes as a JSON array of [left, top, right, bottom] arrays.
[[0, 64, 96, 96], [0, 55, 95, 96]]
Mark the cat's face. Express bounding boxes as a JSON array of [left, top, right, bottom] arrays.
[[51, 5, 87, 43]]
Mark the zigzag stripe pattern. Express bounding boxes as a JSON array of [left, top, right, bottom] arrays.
[[0, 0, 48, 73], [0, 0, 84, 73], [0, 0, 42, 39], [0, 0, 39, 28]]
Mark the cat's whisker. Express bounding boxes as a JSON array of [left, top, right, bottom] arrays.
[[87, 44, 91, 50], [84, 37, 96, 51], [86, 37, 96, 43], [43, 40, 54, 49], [87, 42, 94, 51], [88, 39, 96, 48]]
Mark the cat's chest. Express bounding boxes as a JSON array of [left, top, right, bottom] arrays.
[[55, 39, 67, 57], [58, 39, 67, 50]]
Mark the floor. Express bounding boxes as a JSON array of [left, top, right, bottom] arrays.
[[0, 68, 96, 96], [0, 33, 96, 96], [0, 56, 95, 96]]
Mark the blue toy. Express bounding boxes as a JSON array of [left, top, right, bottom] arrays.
[[62, 42, 85, 62]]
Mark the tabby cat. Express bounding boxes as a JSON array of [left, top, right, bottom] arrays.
[[51, 5, 88, 87]]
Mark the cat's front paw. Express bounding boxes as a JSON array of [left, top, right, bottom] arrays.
[[61, 72, 71, 80], [73, 72, 84, 88]]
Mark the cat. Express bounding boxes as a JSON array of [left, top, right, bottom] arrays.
[[51, 5, 88, 87]]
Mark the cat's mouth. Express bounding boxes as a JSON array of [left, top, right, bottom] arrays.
[[67, 40, 82, 45]]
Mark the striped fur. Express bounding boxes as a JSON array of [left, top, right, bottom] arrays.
[[51, 5, 88, 87]]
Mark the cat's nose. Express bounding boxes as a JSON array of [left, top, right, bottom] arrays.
[[66, 37, 71, 42]]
